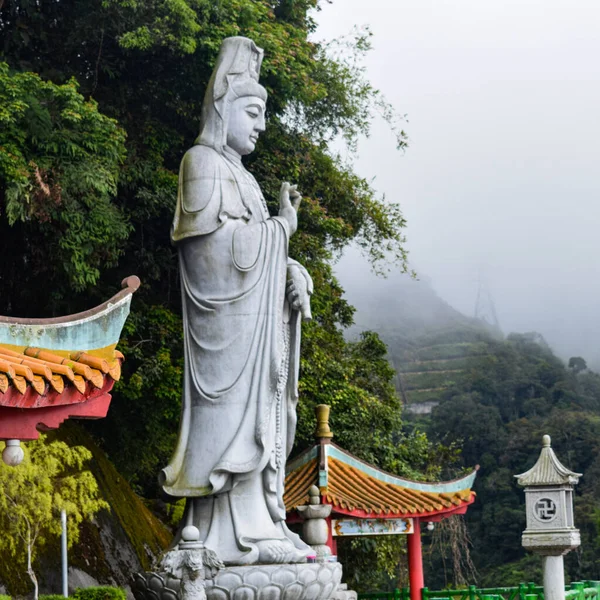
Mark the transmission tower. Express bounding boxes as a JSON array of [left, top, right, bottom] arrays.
[[474, 274, 500, 330]]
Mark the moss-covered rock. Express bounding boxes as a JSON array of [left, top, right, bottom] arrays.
[[56, 423, 172, 574]]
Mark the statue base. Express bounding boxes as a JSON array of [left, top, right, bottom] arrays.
[[133, 562, 343, 600]]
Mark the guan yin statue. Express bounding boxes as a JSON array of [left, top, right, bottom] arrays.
[[134, 35, 343, 600], [161, 34, 313, 567]]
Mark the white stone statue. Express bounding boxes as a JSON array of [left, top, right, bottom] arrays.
[[159, 36, 313, 566]]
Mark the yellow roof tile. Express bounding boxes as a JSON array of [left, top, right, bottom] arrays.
[[0, 345, 123, 400]]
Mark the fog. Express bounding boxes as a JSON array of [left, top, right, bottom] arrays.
[[316, 0, 600, 366]]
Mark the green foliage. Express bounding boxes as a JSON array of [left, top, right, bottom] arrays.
[[0, 435, 108, 597], [400, 357, 474, 373], [0, 0, 419, 493], [403, 370, 468, 391], [40, 596, 70, 600], [73, 587, 126, 600], [414, 342, 489, 362], [57, 424, 172, 571], [93, 305, 184, 489], [0, 63, 129, 302], [475, 554, 542, 588], [569, 356, 588, 374], [294, 329, 447, 480], [422, 332, 600, 586], [339, 536, 406, 592], [0, 1, 440, 587]]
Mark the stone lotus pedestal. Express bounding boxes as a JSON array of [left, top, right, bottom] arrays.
[[133, 525, 342, 600], [133, 561, 342, 600]]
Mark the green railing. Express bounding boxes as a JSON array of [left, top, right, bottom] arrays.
[[422, 582, 542, 600], [359, 589, 410, 600], [357, 581, 600, 600]]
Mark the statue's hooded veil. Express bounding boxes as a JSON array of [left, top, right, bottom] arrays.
[[196, 37, 268, 152]]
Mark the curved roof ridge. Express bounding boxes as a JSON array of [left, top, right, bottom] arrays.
[[0, 276, 140, 351], [286, 445, 319, 473], [328, 444, 477, 493], [0, 276, 140, 325]]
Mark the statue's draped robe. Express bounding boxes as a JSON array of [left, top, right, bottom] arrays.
[[161, 144, 306, 564]]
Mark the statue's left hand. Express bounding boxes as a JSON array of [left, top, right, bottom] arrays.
[[286, 264, 312, 320]]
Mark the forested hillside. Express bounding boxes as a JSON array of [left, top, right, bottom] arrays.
[[425, 333, 600, 588], [341, 271, 500, 411], [342, 269, 600, 588]]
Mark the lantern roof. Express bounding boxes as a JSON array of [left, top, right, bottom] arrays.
[[515, 435, 581, 487]]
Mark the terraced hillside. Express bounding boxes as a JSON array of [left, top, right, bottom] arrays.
[[340, 269, 500, 413], [390, 329, 493, 412]]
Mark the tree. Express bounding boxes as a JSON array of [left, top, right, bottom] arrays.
[[0, 435, 108, 599], [421, 325, 600, 587], [568, 356, 587, 374], [0, 0, 416, 493]]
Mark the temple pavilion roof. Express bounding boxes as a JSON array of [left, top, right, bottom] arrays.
[[285, 443, 476, 519], [285, 405, 477, 520], [0, 346, 123, 403], [0, 276, 139, 446]]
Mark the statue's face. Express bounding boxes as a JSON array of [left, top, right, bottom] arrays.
[[227, 96, 266, 155]]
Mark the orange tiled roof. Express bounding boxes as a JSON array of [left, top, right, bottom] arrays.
[[0, 346, 122, 403], [285, 444, 476, 519], [285, 457, 318, 510]]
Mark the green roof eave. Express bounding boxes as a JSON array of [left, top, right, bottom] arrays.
[[286, 446, 318, 474]]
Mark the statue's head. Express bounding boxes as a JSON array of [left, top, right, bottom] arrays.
[[226, 93, 266, 156], [196, 37, 268, 155]]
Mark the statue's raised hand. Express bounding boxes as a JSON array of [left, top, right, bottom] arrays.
[[278, 182, 301, 236]]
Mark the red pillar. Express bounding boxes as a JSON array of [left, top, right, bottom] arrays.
[[325, 516, 337, 555], [407, 518, 424, 600]]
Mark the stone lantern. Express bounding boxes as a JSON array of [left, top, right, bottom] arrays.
[[515, 435, 581, 600]]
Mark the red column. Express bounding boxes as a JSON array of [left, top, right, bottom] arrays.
[[325, 516, 337, 555], [407, 518, 424, 600]]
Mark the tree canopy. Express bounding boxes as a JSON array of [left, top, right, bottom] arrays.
[[424, 332, 600, 587], [0, 435, 108, 598]]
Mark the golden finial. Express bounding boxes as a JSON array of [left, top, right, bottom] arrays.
[[315, 404, 333, 441]]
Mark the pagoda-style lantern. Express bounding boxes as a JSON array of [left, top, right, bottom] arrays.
[[515, 435, 581, 600]]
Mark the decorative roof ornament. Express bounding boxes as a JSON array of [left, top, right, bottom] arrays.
[[515, 435, 581, 487], [314, 404, 334, 441]]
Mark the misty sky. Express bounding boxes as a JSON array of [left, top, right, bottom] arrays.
[[316, 0, 600, 365]]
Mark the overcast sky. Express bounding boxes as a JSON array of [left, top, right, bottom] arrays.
[[316, 0, 600, 365]]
